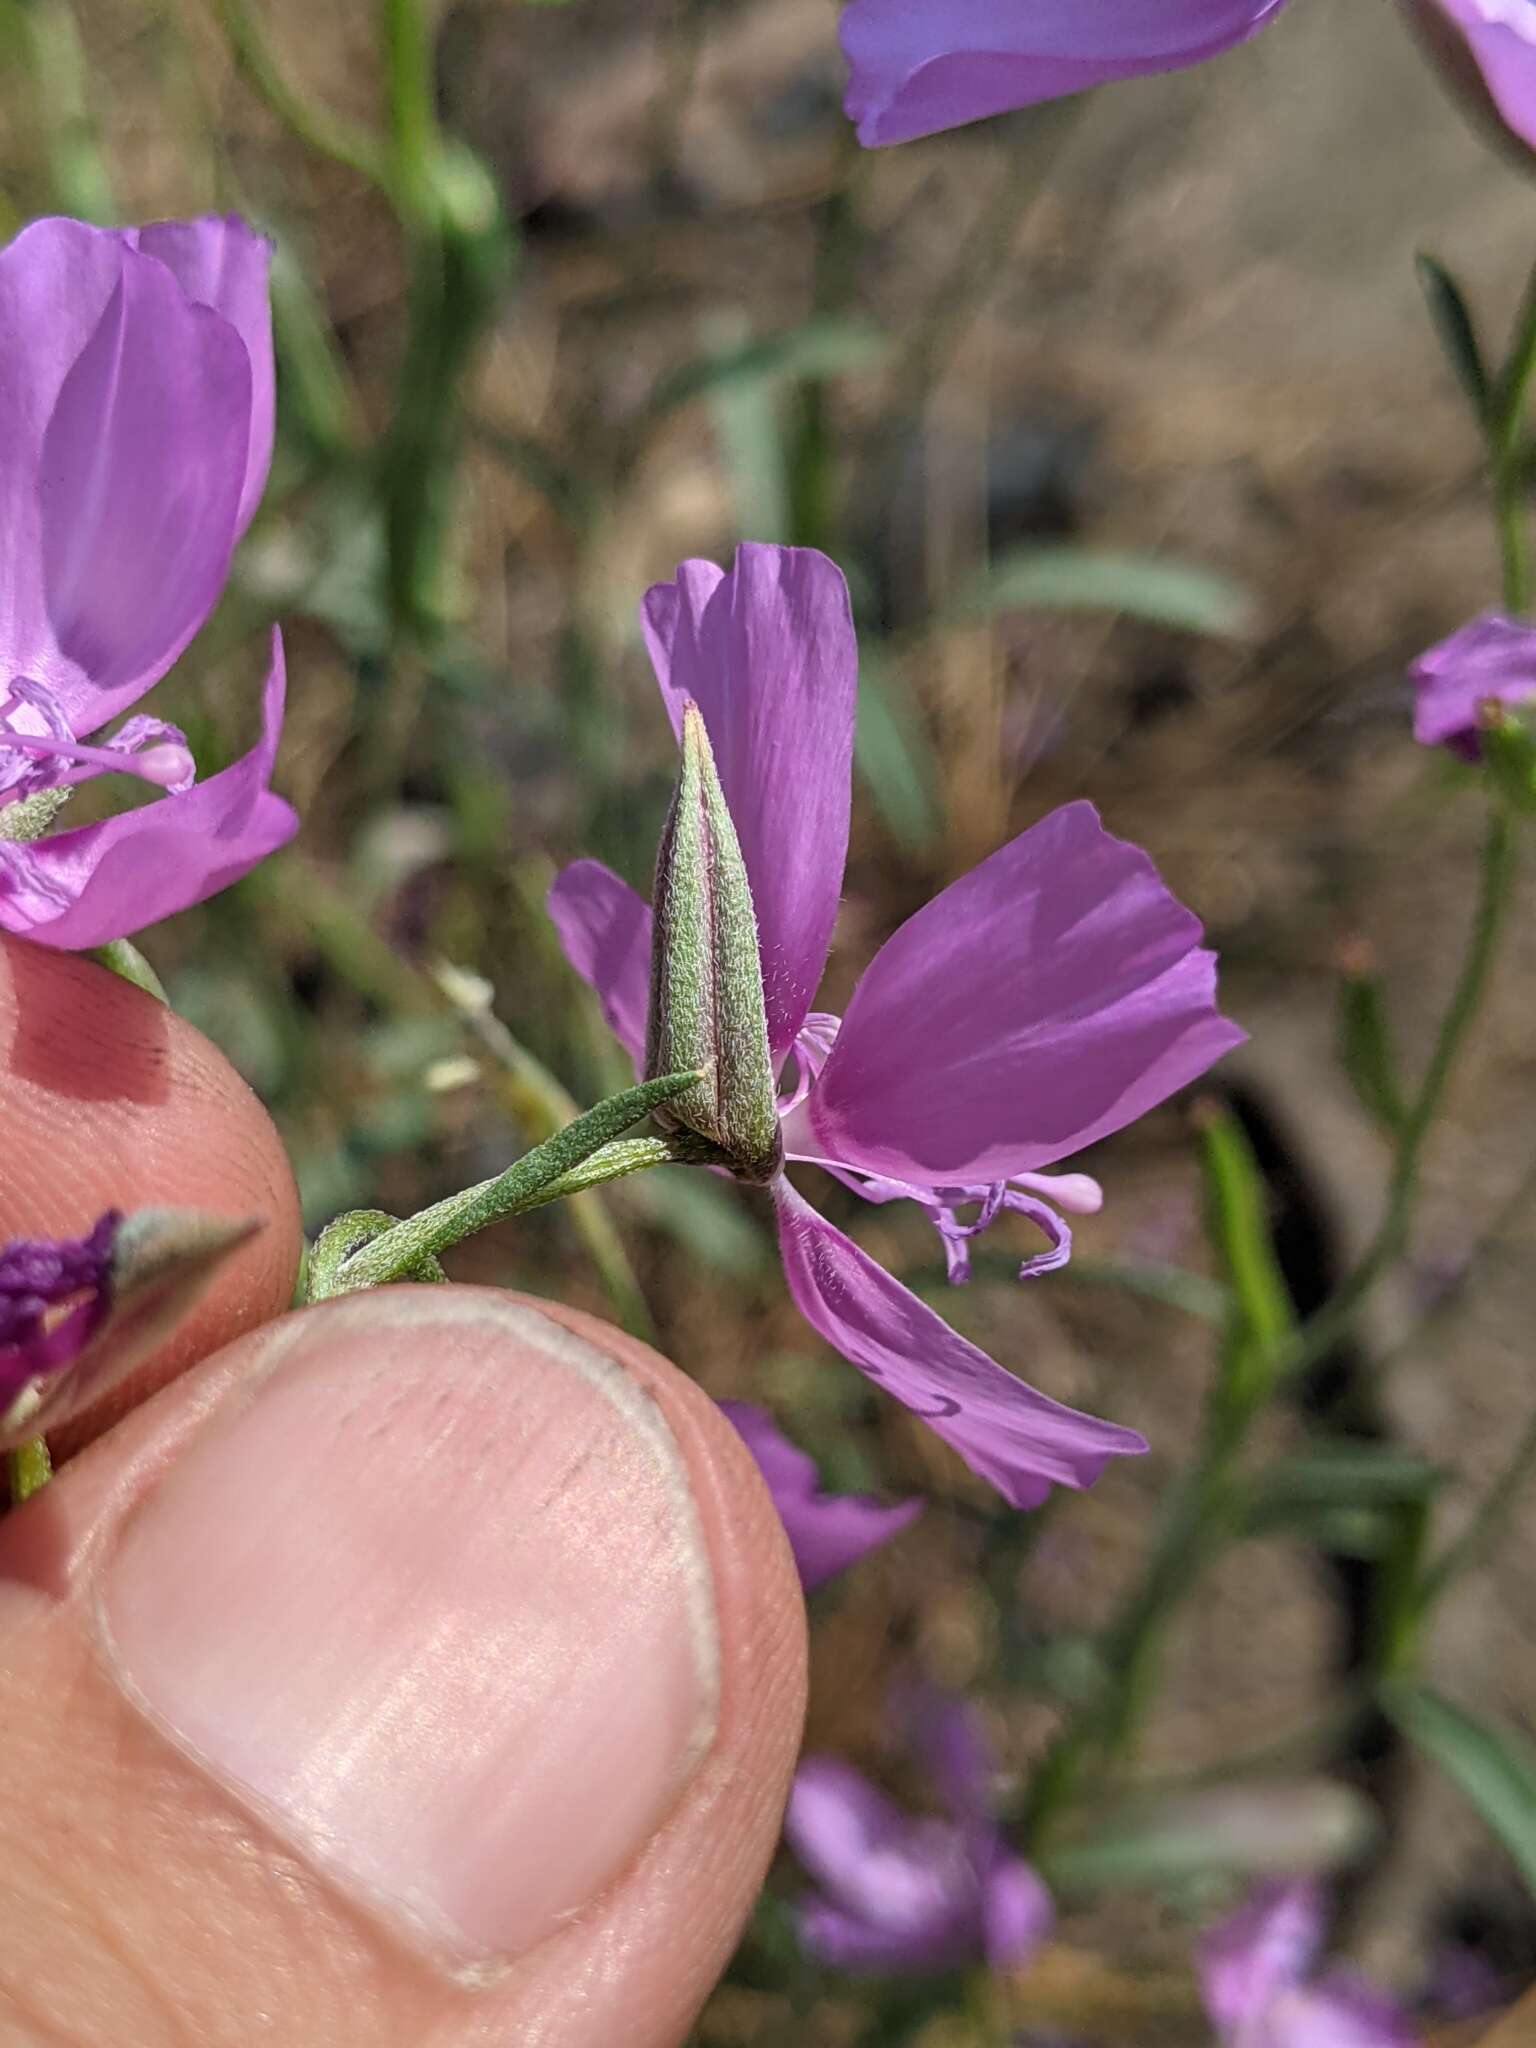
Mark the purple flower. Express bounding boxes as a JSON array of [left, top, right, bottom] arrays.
[[1407, 1, 1536, 158], [839, 0, 1291, 148], [549, 544, 1242, 1508], [1411, 612, 1536, 760], [0, 1212, 120, 1421], [721, 1399, 922, 1588], [0, 216, 295, 948], [1197, 1883, 1419, 2048], [786, 1687, 1052, 1974]]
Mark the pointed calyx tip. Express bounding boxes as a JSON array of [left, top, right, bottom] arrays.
[[646, 702, 783, 1183]]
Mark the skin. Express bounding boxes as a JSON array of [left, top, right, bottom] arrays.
[[0, 934, 808, 2048]]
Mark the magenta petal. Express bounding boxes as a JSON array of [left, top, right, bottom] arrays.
[[0, 220, 252, 739], [639, 545, 857, 1060], [772, 1178, 1145, 1509], [1197, 1882, 1324, 2034], [720, 1400, 922, 1589], [840, 0, 1290, 146], [127, 216, 274, 535], [897, 1681, 996, 1825], [981, 1852, 1054, 1970], [1417, 1, 1536, 155], [546, 859, 653, 1067], [0, 632, 296, 950], [807, 801, 1244, 1187], [787, 1759, 974, 1947], [1410, 610, 1536, 759]]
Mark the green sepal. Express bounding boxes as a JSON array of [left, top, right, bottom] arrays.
[[647, 701, 782, 1183]]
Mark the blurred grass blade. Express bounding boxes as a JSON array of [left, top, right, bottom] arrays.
[[1384, 1684, 1536, 1897], [1336, 952, 1407, 1136], [649, 317, 890, 424], [710, 345, 791, 541], [1199, 1102, 1293, 1409], [269, 237, 364, 460], [1245, 1444, 1445, 1539], [1042, 1779, 1375, 1893], [1416, 251, 1491, 424], [12, 0, 113, 221], [854, 647, 940, 852], [956, 546, 1253, 638]]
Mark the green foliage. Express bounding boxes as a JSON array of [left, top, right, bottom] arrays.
[[1385, 1684, 1536, 1899]]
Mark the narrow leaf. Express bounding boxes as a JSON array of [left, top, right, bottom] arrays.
[[1336, 950, 1406, 1136], [955, 547, 1253, 639], [1416, 252, 1491, 423], [1385, 1684, 1536, 1897], [1198, 1103, 1293, 1408]]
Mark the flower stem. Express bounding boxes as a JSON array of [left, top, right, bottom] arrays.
[[7, 1436, 50, 1507], [1421, 1400, 1536, 1606], [1274, 802, 1517, 1383], [307, 1072, 712, 1296], [1491, 248, 1536, 612], [434, 965, 663, 1341], [210, 0, 388, 186]]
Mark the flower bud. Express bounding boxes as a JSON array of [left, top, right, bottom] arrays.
[[0, 1207, 262, 1449], [647, 701, 783, 1183]]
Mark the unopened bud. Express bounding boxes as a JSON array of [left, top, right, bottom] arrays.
[[647, 701, 783, 1182]]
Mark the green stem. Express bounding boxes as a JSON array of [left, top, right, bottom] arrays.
[[210, 0, 387, 185], [1278, 805, 1516, 1384], [380, 0, 440, 219], [434, 966, 660, 1340], [1492, 250, 1536, 611], [1422, 1400, 1536, 1605], [7, 1436, 50, 1506], [311, 1074, 711, 1295]]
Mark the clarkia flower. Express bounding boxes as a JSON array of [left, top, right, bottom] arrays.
[[549, 543, 1242, 1508], [1405, 1, 1536, 160], [0, 215, 295, 948], [1411, 611, 1536, 759], [1197, 1882, 1418, 2048], [839, 0, 1291, 148], [786, 1686, 1051, 1974], [721, 1400, 922, 1588]]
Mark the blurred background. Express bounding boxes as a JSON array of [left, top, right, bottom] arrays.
[[7, 0, 1536, 2037]]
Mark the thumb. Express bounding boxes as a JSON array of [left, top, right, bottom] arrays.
[[0, 1287, 806, 2046]]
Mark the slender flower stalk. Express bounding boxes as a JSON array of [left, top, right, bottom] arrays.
[[306, 1071, 711, 1297]]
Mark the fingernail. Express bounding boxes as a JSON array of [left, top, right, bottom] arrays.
[[100, 1291, 720, 1973]]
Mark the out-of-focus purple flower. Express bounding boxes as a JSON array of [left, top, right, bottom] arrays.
[[549, 543, 1242, 1509], [1407, 1, 1536, 159], [0, 1212, 120, 1416], [721, 1400, 922, 1589], [1411, 612, 1536, 760], [0, 216, 295, 948], [1424, 1941, 1505, 2022], [786, 1687, 1051, 1975], [1197, 1883, 1419, 2047], [838, 0, 1291, 148]]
